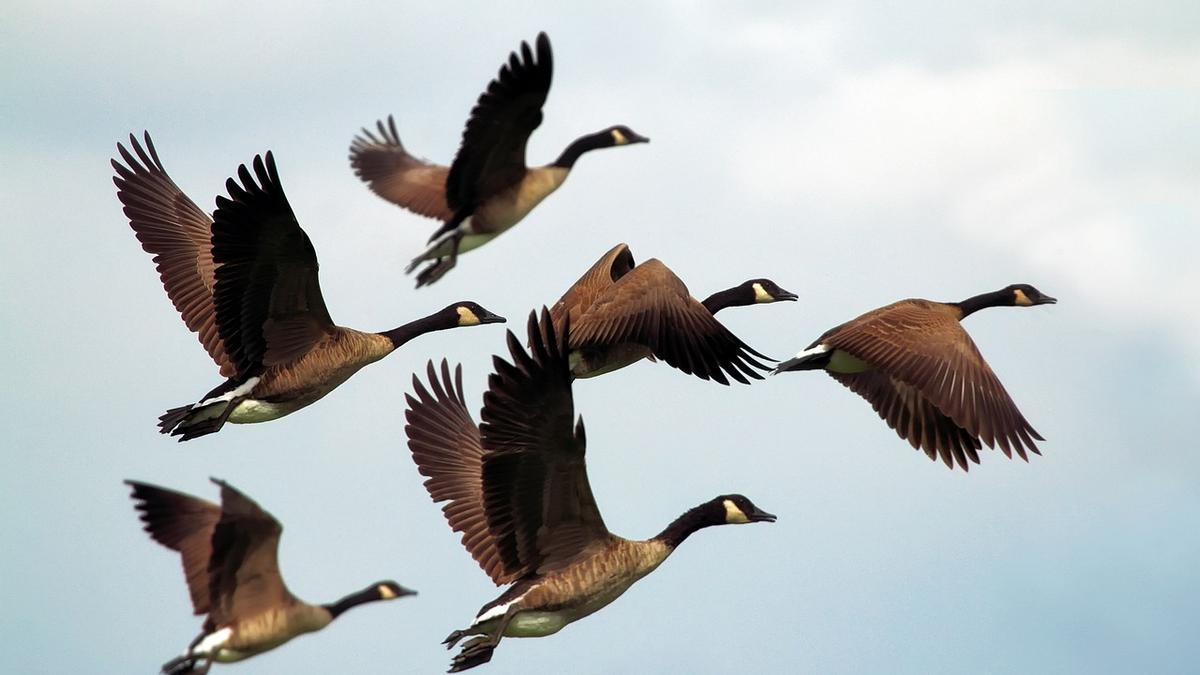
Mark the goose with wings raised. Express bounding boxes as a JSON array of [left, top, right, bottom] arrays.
[[113, 133, 505, 440], [551, 243, 793, 384], [405, 311, 776, 671], [126, 479, 415, 674], [349, 32, 648, 287]]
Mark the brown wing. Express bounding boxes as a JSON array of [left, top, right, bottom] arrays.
[[405, 360, 509, 585], [349, 115, 453, 222], [823, 301, 1043, 462], [568, 259, 772, 385], [206, 479, 291, 626], [211, 153, 335, 376], [481, 310, 609, 582], [112, 133, 236, 378], [829, 371, 983, 470], [445, 33, 552, 212], [126, 480, 222, 615], [550, 243, 636, 327]]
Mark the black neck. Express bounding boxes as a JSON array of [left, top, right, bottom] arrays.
[[952, 289, 1011, 319], [553, 132, 610, 169], [655, 503, 718, 550], [322, 587, 383, 620], [701, 286, 749, 314], [380, 312, 451, 349]]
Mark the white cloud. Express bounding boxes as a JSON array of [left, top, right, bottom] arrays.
[[731, 34, 1200, 377]]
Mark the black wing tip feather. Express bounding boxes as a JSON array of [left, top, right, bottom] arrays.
[[125, 478, 194, 507], [349, 114, 402, 156], [111, 131, 166, 187], [216, 151, 282, 211], [209, 477, 255, 513], [125, 478, 170, 512]]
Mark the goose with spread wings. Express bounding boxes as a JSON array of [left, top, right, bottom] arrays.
[[405, 311, 776, 671], [349, 32, 648, 287], [551, 243, 793, 384], [126, 479, 415, 674], [773, 284, 1056, 470], [113, 133, 505, 440]]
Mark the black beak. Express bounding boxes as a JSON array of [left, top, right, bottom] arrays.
[[629, 132, 650, 144], [1036, 295, 1058, 305], [775, 289, 799, 302], [480, 311, 507, 324], [749, 508, 777, 523], [399, 587, 419, 597]]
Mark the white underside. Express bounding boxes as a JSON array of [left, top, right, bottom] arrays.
[[475, 595, 525, 623], [792, 344, 828, 359], [190, 627, 232, 657], [415, 169, 569, 263], [778, 344, 872, 374], [415, 216, 504, 262], [504, 611, 570, 638], [468, 565, 656, 641], [186, 376, 294, 426], [197, 376, 261, 407], [227, 398, 294, 424], [826, 349, 871, 374]]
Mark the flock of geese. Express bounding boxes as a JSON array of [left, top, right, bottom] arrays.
[[113, 32, 1056, 674]]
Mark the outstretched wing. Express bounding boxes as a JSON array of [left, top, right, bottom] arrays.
[[823, 301, 1043, 463], [445, 32, 553, 212], [550, 242, 637, 327], [211, 153, 335, 376], [405, 360, 509, 584], [480, 310, 609, 580], [112, 133, 235, 377], [569, 260, 772, 384], [205, 479, 291, 627], [126, 480, 222, 615], [349, 115, 453, 221], [828, 371, 984, 470]]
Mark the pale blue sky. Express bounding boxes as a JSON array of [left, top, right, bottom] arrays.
[[3, 2, 1198, 674]]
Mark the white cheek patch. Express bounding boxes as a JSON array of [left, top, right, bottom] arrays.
[[456, 307, 481, 326], [1014, 289, 1032, 306], [611, 129, 627, 145], [723, 499, 750, 524], [192, 627, 233, 656], [378, 585, 397, 600], [752, 283, 773, 303]]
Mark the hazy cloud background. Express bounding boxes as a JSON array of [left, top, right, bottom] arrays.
[[3, 2, 1197, 673]]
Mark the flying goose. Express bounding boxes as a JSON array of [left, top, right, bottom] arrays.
[[349, 32, 649, 287], [773, 284, 1056, 470], [550, 243, 792, 383], [126, 478, 415, 674], [405, 310, 776, 671], [112, 133, 505, 440]]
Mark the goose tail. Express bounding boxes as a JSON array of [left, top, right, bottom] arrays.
[[772, 345, 832, 374]]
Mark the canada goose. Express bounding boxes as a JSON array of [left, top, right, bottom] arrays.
[[125, 478, 415, 674], [550, 243, 790, 384], [405, 310, 776, 672], [349, 32, 649, 287], [112, 133, 505, 440], [773, 284, 1056, 470]]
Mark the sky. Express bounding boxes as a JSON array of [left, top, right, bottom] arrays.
[[3, 1, 1198, 673]]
